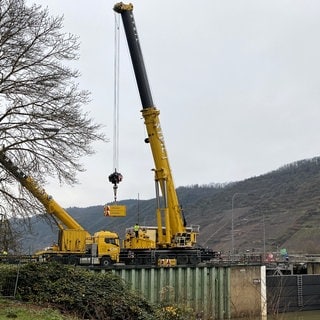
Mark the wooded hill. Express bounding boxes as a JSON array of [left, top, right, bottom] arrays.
[[22, 157, 320, 255]]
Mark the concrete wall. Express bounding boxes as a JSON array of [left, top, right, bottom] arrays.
[[307, 262, 320, 274], [230, 265, 267, 318]]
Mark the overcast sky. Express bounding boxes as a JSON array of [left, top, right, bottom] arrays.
[[27, 0, 320, 207]]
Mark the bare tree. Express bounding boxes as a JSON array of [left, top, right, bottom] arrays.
[[0, 212, 21, 253], [0, 0, 105, 221]]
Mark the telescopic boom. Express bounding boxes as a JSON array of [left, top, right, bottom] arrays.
[[114, 3, 196, 248]]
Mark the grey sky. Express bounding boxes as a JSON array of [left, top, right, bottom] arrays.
[[28, 0, 320, 207]]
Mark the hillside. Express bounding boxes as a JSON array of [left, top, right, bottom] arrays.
[[21, 157, 320, 255]]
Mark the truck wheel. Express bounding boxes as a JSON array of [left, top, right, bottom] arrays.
[[50, 255, 63, 264], [189, 255, 200, 265], [67, 256, 79, 265], [177, 255, 188, 265], [142, 258, 151, 265], [100, 257, 112, 267]]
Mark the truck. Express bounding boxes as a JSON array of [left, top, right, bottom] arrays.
[[0, 151, 120, 266], [113, 3, 216, 266]]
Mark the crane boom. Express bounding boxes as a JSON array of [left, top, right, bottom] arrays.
[[114, 3, 196, 248], [0, 151, 121, 264], [114, 3, 153, 108], [0, 151, 86, 232]]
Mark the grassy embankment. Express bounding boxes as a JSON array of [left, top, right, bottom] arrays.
[[0, 298, 77, 320]]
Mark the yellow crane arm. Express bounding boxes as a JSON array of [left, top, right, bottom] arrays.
[[142, 107, 186, 243], [114, 3, 197, 248], [0, 151, 89, 234]]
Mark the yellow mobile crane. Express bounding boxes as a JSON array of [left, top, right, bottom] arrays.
[[0, 151, 120, 266], [114, 3, 216, 266]]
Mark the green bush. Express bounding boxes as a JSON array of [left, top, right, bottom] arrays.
[[0, 262, 196, 320], [15, 262, 154, 320]]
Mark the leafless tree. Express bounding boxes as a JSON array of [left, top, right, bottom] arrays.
[[0, 212, 20, 253], [0, 0, 105, 222]]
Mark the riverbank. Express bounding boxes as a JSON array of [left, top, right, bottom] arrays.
[[0, 298, 77, 320]]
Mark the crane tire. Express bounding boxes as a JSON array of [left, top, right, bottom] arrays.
[[189, 255, 200, 265], [177, 255, 188, 265], [67, 256, 79, 265], [100, 257, 112, 267]]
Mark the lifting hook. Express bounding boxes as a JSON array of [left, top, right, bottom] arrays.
[[108, 170, 123, 203]]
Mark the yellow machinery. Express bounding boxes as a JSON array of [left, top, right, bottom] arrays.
[[114, 3, 217, 266], [0, 3, 218, 267], [0, 151, 120, 266]]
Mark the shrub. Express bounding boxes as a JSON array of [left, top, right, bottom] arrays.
[[0, 262, 195, 320], [15, 262, 154, 320]]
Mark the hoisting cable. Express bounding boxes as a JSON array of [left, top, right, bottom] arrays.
[[108, 13, 123, 203]]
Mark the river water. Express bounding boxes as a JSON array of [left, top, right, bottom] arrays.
[[271, 311, 320, 319], [249, 311, 320, 319]]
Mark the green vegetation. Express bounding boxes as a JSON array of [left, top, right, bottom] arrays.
[[0, 263, 194, 320], [0, 298, 76, 320]]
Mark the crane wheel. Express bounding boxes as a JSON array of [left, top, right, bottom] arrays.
[[67, 256, 79, 265], [177, 255, 188, 265], [189, 255, 200, 266], [100, 257, 112, 267], [49, 255, 64, 264]]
